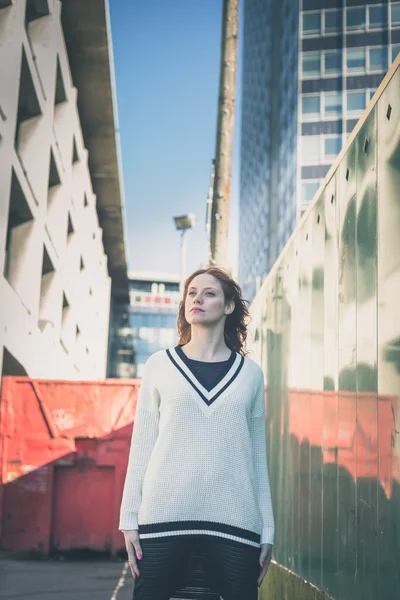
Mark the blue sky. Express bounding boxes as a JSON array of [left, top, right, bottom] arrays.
[[109, 0, 242, 277]]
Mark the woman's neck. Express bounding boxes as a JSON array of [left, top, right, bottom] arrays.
[[182, 327, 231, 362]]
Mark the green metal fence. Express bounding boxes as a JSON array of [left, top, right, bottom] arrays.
[[249, 55, 400, 600]]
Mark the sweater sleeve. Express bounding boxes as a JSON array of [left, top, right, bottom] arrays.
[[119, 357, 160, 531], [250, 369, 275, 545]]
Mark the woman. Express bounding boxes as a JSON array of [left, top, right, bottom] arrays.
[[119, 266, 274, 600]]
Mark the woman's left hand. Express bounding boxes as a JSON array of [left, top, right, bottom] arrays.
[[257, 543, 273, 589]]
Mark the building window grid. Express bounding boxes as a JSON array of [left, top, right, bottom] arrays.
[[243, 4, 398, 290], [301, 180, 322, 204], [323, 8, 342, 35], [302, 10, 321, 36], [346, 88, 377, 114], [346, 45, 388, 75], [301, 4, 395, 38], [324, 135, 343, 159], [392, 3, 400, 28], [301, 133, 344, 165], [301, 87, 376, 121], [302, 8, 342, 37], [302, 43, 392, 79], [301, 49, 342, 78], [302, 92, 340, 120]]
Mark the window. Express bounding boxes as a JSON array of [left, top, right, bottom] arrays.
[[391, 3, 400, 27], [346, 7, 366, 31], [15, 49, 42, 150], [324, 92, 342, 116], [392, 44, 400, 63], [347, 121, 357, 135], [302, 136, 321, 163], [302, 94, 320, 116], [302, 181, 320, 203], [324, 136, 342, 159], [72, 137, 79, 163], [369, 47, 388, 71], [4, 170, 34, 285], [347, 48, 366, 72], [302, 52, 321, 77], [54, 57, 67, 105], [368, 5, 387, 30], [67, 212, 74, 243], [324, 50, 342, 74], [324, 9, 341, 34], [368, 89, 377, 101], [302, 11, 321, 36], [347, 91, 366, 112]]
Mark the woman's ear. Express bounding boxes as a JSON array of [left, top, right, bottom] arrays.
[[225, 300, 235, 315]]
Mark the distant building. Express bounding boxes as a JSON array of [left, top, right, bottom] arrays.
[[0, 0, 128, 379], [108, 272, 180, 379], [240, 0, 400, 301]]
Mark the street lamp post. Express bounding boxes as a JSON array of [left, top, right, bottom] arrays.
[[173, 213, 196, 295]]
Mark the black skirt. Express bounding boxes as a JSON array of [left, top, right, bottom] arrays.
[[132, 534, 261, 600]]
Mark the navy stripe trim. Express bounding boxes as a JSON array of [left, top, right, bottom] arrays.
[[138, 520, 260, 543], [175, 345, 236, 391], [166, 350, 245, 406], [166, 349, 209, 403], [211, 355, 244, 404]]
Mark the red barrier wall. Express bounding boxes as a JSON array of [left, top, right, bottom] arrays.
[[0, 377, 139, 555], [0, 377, 397, 557]]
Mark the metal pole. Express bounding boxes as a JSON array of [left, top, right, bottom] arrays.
[[180, 230, 187, 296], [205, 160, 216, 266], [210, 0, 239, 267]]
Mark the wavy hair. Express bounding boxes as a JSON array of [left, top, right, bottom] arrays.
[[177, 266, 250, 356]]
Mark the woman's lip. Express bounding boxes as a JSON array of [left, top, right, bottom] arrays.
[[191, 308, 204, 312]]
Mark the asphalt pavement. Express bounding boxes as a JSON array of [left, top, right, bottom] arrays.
[[0, 557, 134, 600]]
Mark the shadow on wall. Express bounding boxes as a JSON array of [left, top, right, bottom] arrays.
[[264, 382, 400, 600], [2, 348, 28, 376]]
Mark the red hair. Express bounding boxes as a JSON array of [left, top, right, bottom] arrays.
[[177, 266, 250, 356]]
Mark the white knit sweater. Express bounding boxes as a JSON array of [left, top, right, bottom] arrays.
[[119, 347, 275, 547]]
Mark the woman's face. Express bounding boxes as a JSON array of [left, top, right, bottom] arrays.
[[184, 273, 234, 326]]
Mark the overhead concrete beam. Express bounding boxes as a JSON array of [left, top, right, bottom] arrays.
[[61, 0, 129, 301]]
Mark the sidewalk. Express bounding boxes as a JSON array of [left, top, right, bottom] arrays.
[[0, 555, 210, 600], [0, 556, 134, 600]]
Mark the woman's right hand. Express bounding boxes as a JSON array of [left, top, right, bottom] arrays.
[[122, 529, 143, 578]]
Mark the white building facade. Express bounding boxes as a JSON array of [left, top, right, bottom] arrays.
[[0, 0, 128, 379]]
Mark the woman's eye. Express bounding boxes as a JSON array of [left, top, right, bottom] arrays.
[[206, 292, 215, 296], [188, 292, 195, 296]]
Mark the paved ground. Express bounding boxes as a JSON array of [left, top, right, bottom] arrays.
[[0, 552, 217, 600], [0, 557, 134, 600]]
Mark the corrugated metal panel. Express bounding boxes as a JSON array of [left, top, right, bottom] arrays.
[[249, 57, 400, 600]]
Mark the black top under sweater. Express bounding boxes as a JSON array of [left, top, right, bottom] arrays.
[[175, 345, 235, 391]]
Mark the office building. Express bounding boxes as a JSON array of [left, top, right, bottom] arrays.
[[0, 0, 128, 379], [108, 272, 180, 379], [240, 0, 400, 301]]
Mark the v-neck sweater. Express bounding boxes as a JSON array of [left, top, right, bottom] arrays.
[[175, 345, 235, 391], [119, 347, 275, 547]]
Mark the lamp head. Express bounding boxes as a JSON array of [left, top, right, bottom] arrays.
[[173, 213, 197, 231]]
